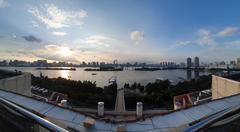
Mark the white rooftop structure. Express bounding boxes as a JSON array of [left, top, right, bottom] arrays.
[[0, 89, 240, 132]]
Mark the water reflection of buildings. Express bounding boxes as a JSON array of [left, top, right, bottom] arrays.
[[194, 70, 199, 78], [187, 70, 199, 80], [187, 70, 192, 80]]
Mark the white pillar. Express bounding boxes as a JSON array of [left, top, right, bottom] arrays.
[[136, 102, 143, 118], [98, 102, 104, 116]]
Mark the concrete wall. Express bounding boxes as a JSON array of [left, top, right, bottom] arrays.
[[212, 75, 240, 100], [0, 73, 31, 97]]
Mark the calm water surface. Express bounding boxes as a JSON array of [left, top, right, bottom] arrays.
[[0, 67, 210, 87]]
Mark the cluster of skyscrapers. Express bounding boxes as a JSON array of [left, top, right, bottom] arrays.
[[186, 57, 200, 68]]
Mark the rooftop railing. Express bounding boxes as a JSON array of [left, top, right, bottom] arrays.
[[183, 104, 240, 132], [0, 97, 68, 132]]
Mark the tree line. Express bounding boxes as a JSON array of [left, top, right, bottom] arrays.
[[31, 74, 212, 109]]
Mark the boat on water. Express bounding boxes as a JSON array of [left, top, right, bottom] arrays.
[[91, 73, 97, 75], [35, 67, 76, 71]]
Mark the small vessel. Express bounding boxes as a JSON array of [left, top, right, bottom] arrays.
[[91, 73, 97, 75]]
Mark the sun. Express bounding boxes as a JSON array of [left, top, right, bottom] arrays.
[[59, 47, 71, 57]]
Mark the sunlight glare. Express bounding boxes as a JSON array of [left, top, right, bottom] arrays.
[[60, 70, 70, 79], [59, 47, 71, 57]]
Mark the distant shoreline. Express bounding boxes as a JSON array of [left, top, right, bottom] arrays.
[[35, 67, 76, 71], [1, 66, 240, 71]]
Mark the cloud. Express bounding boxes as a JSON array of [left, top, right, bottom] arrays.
[[28, 4, 87, 29], [176, 41, 191, 46], [130, 31, 144, 43], [196, 29, 215, 46], [224, 40, 240, 48], [31, 44, 79, 62], [52, 31, 67, 36], [0, 0, 9, 8], [85, 35, 113, 47], [178, 27, 240, 47], [22, 35, 42, 43], [31, 20, 40, 28], [174, 29, 215, 47], [218, 27, 240, 37], [45, 44, 60, 50], [12, 34, 17, 39]]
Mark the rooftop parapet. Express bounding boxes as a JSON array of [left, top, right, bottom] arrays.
[[212, 75, 240, 100], [0, 69, 31, 97]]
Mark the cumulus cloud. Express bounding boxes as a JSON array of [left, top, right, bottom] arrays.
[[196, 29, 215, 46], [218, 27, 240, 37], [130, 31, 144, 43], [0, 0, 9, 8], [52, 31, 67, 36], [28, 4, 87, 29], [85, 35, 113, 47], [174, 29, 215, 47], [22, 35, 42, 43]]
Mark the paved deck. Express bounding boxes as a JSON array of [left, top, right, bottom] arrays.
[[0, 89, 239, 132]]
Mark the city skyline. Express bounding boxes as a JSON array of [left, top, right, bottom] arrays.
[[1, 0, 240, 63]]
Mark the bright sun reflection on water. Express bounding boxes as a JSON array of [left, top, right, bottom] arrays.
[[60, 70, 70, 79]]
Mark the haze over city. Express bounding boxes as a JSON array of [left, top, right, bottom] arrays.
[[1, 0, 240, 63]]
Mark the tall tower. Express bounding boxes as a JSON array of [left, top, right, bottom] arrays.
[[237, 58, 240, 65], [194, 57, 199, 68], [187, 57, 192, 68], [237, 58, 240, 69], [113, 59, 118, 65]]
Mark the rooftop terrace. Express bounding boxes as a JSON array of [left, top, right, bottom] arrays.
[[0, 89, 239, 131]]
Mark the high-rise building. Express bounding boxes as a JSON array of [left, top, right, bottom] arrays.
[[237, 58, 240, 64], [187, 57, 192, 68], [230, 61, 236, 65], [180, 62, 186, 68], [113, 59, 118, 65], [237, 58, 240, 69], [229, 60, 236, 69], [194, 57, 199, 68]]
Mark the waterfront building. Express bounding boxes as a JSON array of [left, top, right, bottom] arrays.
[[32, 60, 47, 67], [237, 58, 240, 69], [230, 60, 236, 69], [179, 62, 186, 68], [194, 56, 199, 68], [237, 58, 240, 64], [187, 57, 192, 68]]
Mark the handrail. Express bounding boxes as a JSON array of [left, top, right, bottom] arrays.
[[0, 97, 68, 132], [183, 104, 240, 132]]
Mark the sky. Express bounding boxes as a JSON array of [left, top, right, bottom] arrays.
[[0, 0, 240, 64]]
